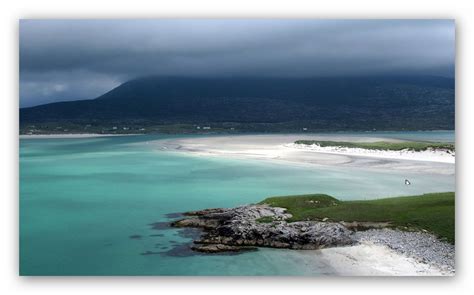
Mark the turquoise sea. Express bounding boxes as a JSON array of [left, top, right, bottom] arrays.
[[19, 131, 455, 275]]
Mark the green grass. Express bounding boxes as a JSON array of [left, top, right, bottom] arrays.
[[256, 216, 275, 223], [260, 192, 455, 244], [294, 140, 455, 152]]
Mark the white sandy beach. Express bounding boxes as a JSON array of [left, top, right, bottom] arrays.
[[285, 142, 454, 163], [153, 134, 455, 175]]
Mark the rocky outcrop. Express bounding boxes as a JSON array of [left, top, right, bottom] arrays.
[[171, 204, 356, 253]]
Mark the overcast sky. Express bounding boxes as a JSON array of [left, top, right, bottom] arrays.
[[19, 19, 455, 107]]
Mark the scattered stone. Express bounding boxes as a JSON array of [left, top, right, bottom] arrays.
[[355, 229, 455, 274]]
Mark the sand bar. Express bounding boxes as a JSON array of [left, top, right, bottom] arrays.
[[153, 134, 455, 175]]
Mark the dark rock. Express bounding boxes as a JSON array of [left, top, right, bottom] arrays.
[[171, 217, 219, 229], [191, 244, 257, 253], [171, 204, 356, 253]]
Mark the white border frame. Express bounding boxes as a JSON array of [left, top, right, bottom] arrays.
[[2, 1, 473, 294]]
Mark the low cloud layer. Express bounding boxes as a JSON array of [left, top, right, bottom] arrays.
[[20, 19, 455, 107]]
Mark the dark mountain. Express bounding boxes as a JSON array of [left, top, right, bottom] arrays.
[[20, 76, 455, 131]]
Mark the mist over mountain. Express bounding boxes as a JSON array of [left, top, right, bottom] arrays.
[[20, 20, 455, 107], [20, 76, 454, 132]]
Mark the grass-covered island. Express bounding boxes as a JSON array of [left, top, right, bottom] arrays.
[[293, 140, 455, 152], [259, 192, 454, 243], [171, 192, 454, 273]]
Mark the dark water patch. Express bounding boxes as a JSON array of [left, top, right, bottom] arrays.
[[140, 251, 161, 256], [149, 234, 164, 237], [159, 241, 256, 257], [204, 248, 259, 256], [148, 221, 172, 230], [176, 227, 202, 240], [159, 243, 197, 257], [129, 234, 142, 240], [165, 212, 183, 219]]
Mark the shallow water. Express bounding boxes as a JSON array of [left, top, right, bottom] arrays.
[[19, 131, 455, 275]]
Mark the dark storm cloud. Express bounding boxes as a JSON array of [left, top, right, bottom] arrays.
[[19, 19, 455, 107]]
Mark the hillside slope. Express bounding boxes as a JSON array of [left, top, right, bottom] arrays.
[[20, 76, 455, 131]]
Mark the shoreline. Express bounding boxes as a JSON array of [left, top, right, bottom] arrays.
[[19, 133, 141, 139], [171, 203, 454, 276]]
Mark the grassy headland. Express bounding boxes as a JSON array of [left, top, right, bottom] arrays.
[[259, 192, 455, 243], [294, 140, 455, 152]]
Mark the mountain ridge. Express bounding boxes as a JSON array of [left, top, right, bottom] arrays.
[[20, 76, 455, 132]]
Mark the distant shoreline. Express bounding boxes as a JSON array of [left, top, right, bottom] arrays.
[[18, 129, 456, 140], [19, 133, 140, 139]]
